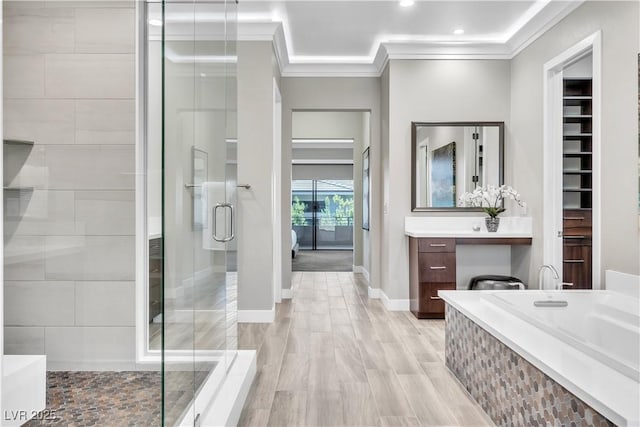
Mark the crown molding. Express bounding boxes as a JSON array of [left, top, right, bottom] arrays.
[[272, 23, 290, 74], [507, 0, 584, 57], [236, 0, 585, 78], [237, 21, 281, 41], [281, 62, 381, 78]]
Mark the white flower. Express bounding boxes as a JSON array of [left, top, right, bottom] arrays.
[[458, 185, 526, 209]]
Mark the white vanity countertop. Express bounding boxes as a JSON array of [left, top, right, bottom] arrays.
[[405, 216, 532, 238], [439, 290, 639, 427]]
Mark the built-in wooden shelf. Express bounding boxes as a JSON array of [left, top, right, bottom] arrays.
[[562, 77, 593, 290], [563, 151, 592, 156], [563, 95, 592, 100], [563, 170, 592, 174], [563, 133, 593, 137]]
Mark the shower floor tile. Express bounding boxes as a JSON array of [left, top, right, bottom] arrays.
[[24, 371, 161, 427], [24, 369, 214, 427]]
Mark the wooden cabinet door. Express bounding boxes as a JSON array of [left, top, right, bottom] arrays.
[[419, 282, 455, 314], [563, 244, 592, 289], [418, 253, 456, 283]]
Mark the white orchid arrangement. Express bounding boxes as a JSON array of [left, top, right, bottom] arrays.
[[458, 185, 526, 218]]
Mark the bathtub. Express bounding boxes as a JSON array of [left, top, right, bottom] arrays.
[[440, 289, 640, 426], [488, 290, 640, 382], [2, 355, 46, 426]]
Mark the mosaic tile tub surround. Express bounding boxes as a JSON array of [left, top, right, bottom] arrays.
[[444, 304, 616, 427]]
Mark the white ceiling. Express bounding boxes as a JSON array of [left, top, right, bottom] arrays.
[[236, 0, 582, 74], [241, 1, 535, 57], [155, 0, 583, 76]]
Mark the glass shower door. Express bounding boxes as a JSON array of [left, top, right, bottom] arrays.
[[161, 0, 237, 425]]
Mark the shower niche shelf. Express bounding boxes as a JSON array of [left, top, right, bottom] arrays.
[[3, 138, 36, 197], [3, 139, 34, 147], [3, 187, 34, 192]]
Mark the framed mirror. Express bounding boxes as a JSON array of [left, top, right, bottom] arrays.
[[411, 121, 504, 211]]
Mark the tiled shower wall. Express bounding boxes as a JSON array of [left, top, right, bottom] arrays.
[[3, 1, 136, 369]]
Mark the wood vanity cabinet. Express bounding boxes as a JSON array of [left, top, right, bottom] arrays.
[[409, 237, 456, 319], [149, 237, 162, 322]]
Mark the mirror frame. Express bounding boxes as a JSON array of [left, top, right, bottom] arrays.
[[411, 121, 505, 212]]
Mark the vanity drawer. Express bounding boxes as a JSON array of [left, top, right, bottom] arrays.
[[418, 238, 455, 253], [418, 253, 456, 282], [563, 235, 592, 246], [563, 210, 592, 236], [419, 282, 455, 315]]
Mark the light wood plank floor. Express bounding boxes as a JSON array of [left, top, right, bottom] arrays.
[[238, 272, 494, 427]]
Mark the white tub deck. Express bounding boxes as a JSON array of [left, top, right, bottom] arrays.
[[440, 290, 640, 427]]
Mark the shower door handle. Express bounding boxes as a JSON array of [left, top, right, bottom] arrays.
[[212, 203, 235, 243], [226, 203, 235, 242]]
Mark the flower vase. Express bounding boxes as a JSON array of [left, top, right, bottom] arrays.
[[485, 217, 500, 232]]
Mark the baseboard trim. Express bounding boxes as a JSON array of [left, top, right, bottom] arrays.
[[353, 265, 370, 283], [368, 286, 381, 299], [281, 288, 293, 299], [380, 290, 410, 311], [237, 307, 275, 323]]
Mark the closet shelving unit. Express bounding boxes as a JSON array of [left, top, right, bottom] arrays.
[[562, 78, 593, 289]]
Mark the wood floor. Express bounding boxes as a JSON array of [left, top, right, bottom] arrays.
[[237, 272, 494, 427]]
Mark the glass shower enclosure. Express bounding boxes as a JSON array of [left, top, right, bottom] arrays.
[[150, 0, 238, 424]]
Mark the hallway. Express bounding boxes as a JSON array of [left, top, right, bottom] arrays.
[[237, 272, 492, 426]]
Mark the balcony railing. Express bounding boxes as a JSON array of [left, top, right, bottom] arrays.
[[292, 216, 354, 250]]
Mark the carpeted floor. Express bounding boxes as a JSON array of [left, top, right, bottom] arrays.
[[292, 250, 353, 272]]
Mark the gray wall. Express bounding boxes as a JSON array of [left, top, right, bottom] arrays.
[[510, 0, 640, 283], [383, 59, 511, 299], [3, 0, 136, 368], [237, 41, 281, 312], [292, 165, 353, 181], [280, 78, 382, 290]]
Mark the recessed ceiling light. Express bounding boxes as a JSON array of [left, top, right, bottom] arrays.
[[399, 0, 415, 7], [149, 19, 163, 27], [453, 28, 465, 35]]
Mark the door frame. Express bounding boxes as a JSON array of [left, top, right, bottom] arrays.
[[273, 79, 283, 303], [542, 31, 602, 288]]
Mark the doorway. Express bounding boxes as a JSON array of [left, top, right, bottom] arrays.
[[292, 179, 354, 271], [543, 31, 601, 289], [290, 111, 370, 272]]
